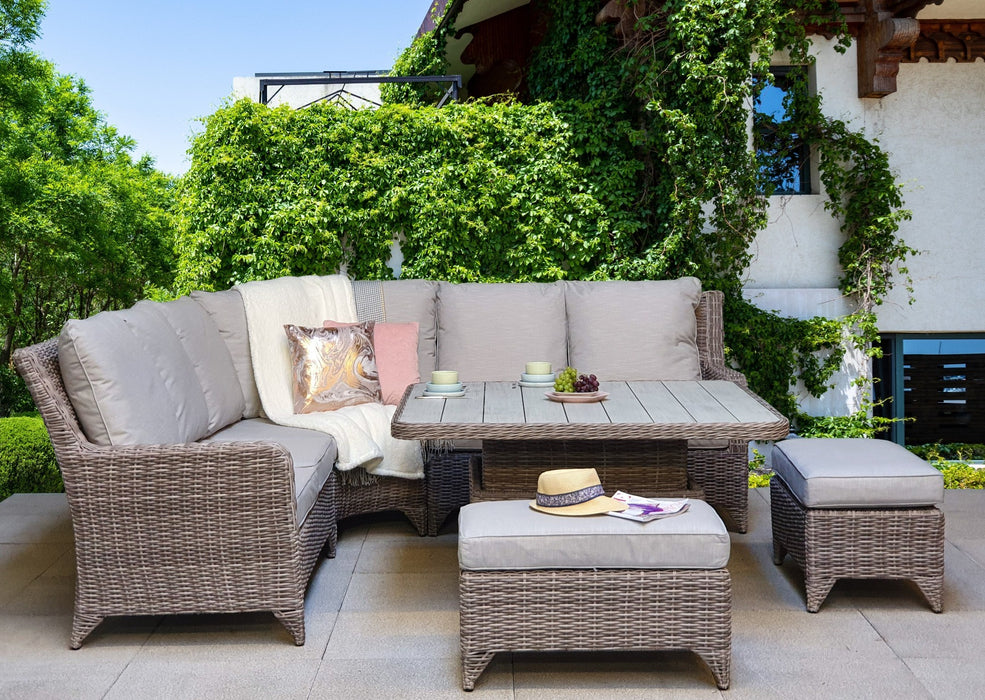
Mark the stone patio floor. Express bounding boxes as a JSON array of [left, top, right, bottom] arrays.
[[1, 488, 984, 699]]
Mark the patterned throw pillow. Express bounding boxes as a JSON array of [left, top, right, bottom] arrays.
[[284, 323, 382, 414], [324, 320, 420, 405]]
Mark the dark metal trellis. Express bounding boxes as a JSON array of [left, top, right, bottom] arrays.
[[256, 71, 463, 110]]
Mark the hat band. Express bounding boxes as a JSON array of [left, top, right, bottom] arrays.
[[535, 484, 604, 508]]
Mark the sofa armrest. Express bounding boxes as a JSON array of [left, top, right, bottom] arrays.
[[701, 361, 748, 387], [64, 440, 306, 604]]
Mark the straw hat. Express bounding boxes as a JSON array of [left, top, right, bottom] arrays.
[[529, 468, 628, 516]]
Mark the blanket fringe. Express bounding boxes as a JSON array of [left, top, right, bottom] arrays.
[[423, 439, 454, 464], [336, 467, 378, 487]]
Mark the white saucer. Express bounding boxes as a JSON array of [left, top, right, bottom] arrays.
[[422, 390, 466, 398], [519, 380, 556, 388]]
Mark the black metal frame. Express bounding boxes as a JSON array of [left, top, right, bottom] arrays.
[[257, 72, 463, 109]]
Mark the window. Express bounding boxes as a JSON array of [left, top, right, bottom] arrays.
[[754, 66, 812, 195], [873, 334, 985, 445]]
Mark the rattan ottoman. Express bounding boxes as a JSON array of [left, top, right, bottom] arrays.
[[770, 438, 945, 613], [457, 499, 732, 690]]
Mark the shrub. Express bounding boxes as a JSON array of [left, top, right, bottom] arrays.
[[907, 443, 985, 462], [936, 462, 985, 489], [0, 416, 62, 501]]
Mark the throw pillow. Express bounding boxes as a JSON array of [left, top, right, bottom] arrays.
[[324, 320, 421, 405], [284, 323, 382, 414]]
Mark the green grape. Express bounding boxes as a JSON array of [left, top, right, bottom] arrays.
[[554, 366, 578, 392]]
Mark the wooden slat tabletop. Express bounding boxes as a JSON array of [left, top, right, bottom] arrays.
[[392, 380, 788, 442]]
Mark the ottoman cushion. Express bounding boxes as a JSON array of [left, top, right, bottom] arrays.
[[458, 499, 729, 570], [773, 438, 944, 508]]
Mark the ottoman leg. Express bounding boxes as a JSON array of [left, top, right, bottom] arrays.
[[914, 575, 944, 613], [695, 648, 731, 690], [462, 650, 496, 691], [772, 537, 787, 566], [805, 575, 837, 613]]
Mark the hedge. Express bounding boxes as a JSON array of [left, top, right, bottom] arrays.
[[0, 416, 63, 501]]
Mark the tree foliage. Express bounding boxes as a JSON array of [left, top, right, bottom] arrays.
[[0, 0, 177, 415]]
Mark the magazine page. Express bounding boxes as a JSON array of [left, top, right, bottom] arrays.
[[608, 491, 689, 523]]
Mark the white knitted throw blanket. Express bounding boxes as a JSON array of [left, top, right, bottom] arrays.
[[235, 274, 423, 479]]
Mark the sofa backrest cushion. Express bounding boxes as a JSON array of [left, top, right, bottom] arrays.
[[565, 277, 702, 380], [59, 305, 211, 445], [140, 298, 245, 434], [352, 279, 438, 377], [436, 282, 567, 382], [190, 288, 263, 418]]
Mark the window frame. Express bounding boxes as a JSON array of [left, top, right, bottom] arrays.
[[754, 65, 815, 196], [875, 333, 985, 446]]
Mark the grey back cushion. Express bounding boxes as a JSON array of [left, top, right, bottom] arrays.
[[352, 279, 439, 377], [437, 282, 567, 381], [59, 305, 211, 445], [139, 298, 245, 435], [566, 277, 702, 380], [190, 288, 263, 418]]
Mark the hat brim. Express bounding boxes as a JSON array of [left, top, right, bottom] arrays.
[[529, 495, 629, 516]]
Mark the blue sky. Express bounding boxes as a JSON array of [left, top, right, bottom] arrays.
[[35, 1, 434, 175]]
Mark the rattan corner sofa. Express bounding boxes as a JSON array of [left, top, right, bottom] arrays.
[[14, 275, 751, 648]]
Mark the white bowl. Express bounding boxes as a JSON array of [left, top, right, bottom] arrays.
[[425, 382, 463, 393], [520, 372, 555, 383]]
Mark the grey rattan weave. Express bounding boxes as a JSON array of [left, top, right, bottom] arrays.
[[336, 469, 428, 536], [468, 455, 706, 503], [424, 451, 474, 535], [13, 339, 338, 648], [459, 568, 732, 690], [687, 440, 750, 532], [770, 476, 945, 613]]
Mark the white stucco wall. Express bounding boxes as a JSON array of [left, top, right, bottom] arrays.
[[743, 24, 985, 414]]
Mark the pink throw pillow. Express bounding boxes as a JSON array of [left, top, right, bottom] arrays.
[[324, 320, 420, 405]]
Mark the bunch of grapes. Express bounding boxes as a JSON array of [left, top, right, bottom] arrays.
[[554, 366, 578, 392], [574, 373, 599, 393], [554, 367, 599, 393]]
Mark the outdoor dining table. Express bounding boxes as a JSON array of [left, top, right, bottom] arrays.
[[391, 380, 789, 516]]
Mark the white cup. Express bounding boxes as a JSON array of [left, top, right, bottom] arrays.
[[431, 370, 459, 385], [525, 361, 552, 375]]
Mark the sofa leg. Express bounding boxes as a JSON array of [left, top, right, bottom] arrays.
[[273, 609, 306, 645], [462, 650, 496, 691], [70, 612, 105, 649]]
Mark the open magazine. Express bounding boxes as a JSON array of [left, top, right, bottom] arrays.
[[608, 491, 690, 523]]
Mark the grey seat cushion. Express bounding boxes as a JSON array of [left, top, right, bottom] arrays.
[[202, 419, 338, 526], [772, 438, 944, 508], [565, 278, 702, 380], [190, 288, 263, 419], [59, 305, 212, 445], [458, 499, 729, 570], [436, 282, 567, 382]]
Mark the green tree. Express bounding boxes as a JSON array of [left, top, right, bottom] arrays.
[[0, 0, 177, 414]]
